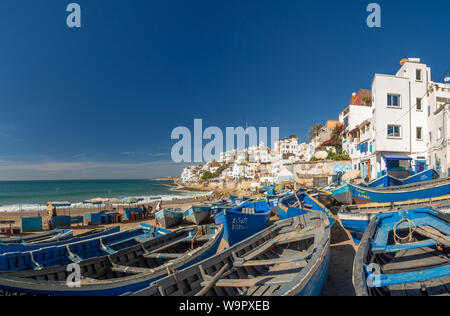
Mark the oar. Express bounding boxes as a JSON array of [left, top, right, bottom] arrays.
[[195, 263, 229, 296], [416, 226, 450, 248]]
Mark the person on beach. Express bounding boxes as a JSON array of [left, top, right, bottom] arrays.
[[156, 200, 162, 212], [142, 205, 148, 218]]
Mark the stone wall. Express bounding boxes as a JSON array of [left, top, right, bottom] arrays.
[[293, 160, 352, 185]]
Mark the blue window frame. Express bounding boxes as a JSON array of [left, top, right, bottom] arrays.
[[387, 94, 400, 107], [387, 125, 401, 138]]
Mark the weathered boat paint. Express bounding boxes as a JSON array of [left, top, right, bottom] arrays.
[[130, 212, 330, 297], [0, 227, 119, 254], [183, 206, 212, 225], [353, 208, 450, 296], [0, 225, 223, 296], [214, 201, 271, 247], [279, 190, 335, 228]]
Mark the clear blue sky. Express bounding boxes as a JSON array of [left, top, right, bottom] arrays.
[[0, 0, 448, 180]]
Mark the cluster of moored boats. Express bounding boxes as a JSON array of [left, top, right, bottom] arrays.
[[328, 169, 449, 296], [0, 172, 448, 296]]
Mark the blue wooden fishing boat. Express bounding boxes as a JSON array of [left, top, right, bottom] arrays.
[[0, 229, 73, 246], [279, 189, 335, 228], [155, 208, 183, 228], [353, 208, 450, 296], [361, 168, 438, 188], [328, 184, 353, 205], [361, 174, 403, 188], [329, 169, 439, 205], [130, 212, 331, 296], [183, 205, 212, 225], [348, 177, 450, 204], [338, 195, 450, 244], [228, 196, 250, 205], [0, 224, 223, 296], [0, 226, 119, 254], [0, 224, 169, 272], [214, 201, 271, 247], [401, 168, 439, 185]]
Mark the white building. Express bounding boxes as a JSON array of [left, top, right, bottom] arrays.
[[180, 165, 202, 183], [340, 58, 448, 180], [274, 135, 299, 159], [247, 143, 271, 163], [368, 58, 431, 179], [426, 80, 450, 176], [340, 89, 374, 174], [218, 149, 237, 163]]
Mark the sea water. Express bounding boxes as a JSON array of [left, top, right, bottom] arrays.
[[0, 179, 204, 212]]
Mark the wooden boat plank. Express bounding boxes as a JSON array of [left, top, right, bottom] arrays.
[[110, 265, 149, 274], [241, 234, 286, 261], [416, 226, 450, 247], [251, 285, 270, 296], [423, 278, 450, 296], [388, 283, 407, 296], [439, 276, 450, 293], [245, 285, 261, 296], [262, 285, 280, 296], [214, 273, 297, 288], [196, 263, 229, 296], [382, 247, 448, 273], [143, 253, 183, 260], [234, 254, 310, 268], [144, 235, 188, 255], [404, 282, 422, 296]]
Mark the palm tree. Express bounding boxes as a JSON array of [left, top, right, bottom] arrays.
[[308, 124, 323, 141]]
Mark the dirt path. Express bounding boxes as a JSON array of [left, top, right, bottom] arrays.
[[321, 219, 357, 296]]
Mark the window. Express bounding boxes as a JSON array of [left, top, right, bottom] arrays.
[[387, 125, 401, 138], [416, 127, 423, 140], [416, 98, 422, 111], [438, 127, 443, 140], [436, 97, 449, 112], [387, 94, 400, 107], [416, 69, 422, 81], [429, 132, 432, 142]]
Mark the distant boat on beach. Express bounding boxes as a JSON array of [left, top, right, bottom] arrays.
[[183, 206, 212, 225], [155, 208, 183, 228]]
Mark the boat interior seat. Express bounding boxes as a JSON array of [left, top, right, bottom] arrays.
[[107, 236, 143, 249]]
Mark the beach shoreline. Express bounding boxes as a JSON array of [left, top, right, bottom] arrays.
[[0, 178, 259, 237]]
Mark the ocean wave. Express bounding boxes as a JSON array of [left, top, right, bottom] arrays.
[[0, 191, 211, 213]]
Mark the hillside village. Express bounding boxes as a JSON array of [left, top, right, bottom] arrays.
[[180, 58, 450, 190]]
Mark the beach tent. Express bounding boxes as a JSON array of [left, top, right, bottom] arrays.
[[276, 167, 294, 184]]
